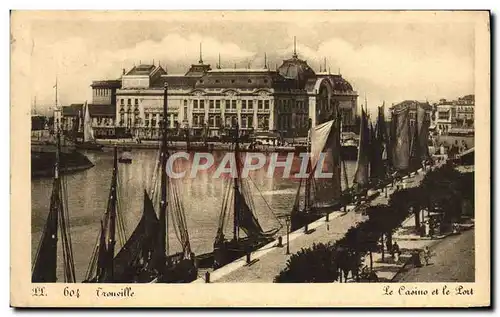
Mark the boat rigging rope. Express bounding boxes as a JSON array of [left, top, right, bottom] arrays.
[[84, 229, 100, 281], [244, 174, 284, 227], [60, 175, 76, 282]]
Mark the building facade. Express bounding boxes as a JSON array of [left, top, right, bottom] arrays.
[[390, 100, 433, 128], [454, 94, 474, 129], [435, 99, 455, 134], [115, 50, 358, 139], [91, 79, 121, 106], [434, 95, 474, 135]]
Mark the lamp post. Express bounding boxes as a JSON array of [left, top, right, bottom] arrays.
[[285, 216, 291, 255]]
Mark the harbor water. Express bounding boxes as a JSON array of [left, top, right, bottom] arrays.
[[31, 148, 357, 282]]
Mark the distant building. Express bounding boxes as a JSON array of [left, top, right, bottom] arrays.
[[435, 99, 455, 134], [88, 104, 116, 137], [58, 103, 116, 137], [454, 94, 474, 128], [31, 115, 47, 131], [115, 43, 358, 139], [91, 79, 121, 106], [61, 103, 84, 132], [389, 100, 432, 127], [434, 95, 474, 135]]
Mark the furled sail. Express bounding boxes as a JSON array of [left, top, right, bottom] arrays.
[[32, 180, 60, 283], [84, 148, 119, 283], [370, 106, 386, 181], [83, 102, 95, 143], [417, 104, 431, 160], [353, 108, 370, 188], [391, 105, 410, 171]]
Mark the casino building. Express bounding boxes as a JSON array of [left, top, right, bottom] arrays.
[[115, 42, 358, 139]]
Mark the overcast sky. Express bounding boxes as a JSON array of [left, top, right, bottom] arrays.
[[24, 12, 475, 116]]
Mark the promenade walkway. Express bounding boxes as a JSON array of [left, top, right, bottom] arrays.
[[194, 161, 447, 283]]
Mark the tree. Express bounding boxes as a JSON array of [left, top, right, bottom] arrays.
[[421, 164, 463, 231], [366, 204, 400, 262], [274, 243, 340, 283]]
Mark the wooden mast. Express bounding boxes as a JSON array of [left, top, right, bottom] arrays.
[[233, 119, 240, 242], [304, 118, 312, 211], [107, 147, 118, 279], [160, 82, 169, 259]]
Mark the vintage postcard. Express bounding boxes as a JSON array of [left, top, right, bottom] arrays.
[[10, 10, 490, 307]]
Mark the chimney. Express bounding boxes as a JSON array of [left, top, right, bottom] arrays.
[[122, 68, 126, 75]]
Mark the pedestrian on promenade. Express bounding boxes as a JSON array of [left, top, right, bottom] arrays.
[[392, 242, 401, 263], [423, 246, 431, 265], [424, 220, 430, 237]]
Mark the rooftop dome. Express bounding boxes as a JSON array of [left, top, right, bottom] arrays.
[[277, 55, 316, 87], [330, 75, 353, 91], [277, 38, 316, 87]]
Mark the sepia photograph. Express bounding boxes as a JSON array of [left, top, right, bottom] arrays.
[[10, 10, 490, 307]]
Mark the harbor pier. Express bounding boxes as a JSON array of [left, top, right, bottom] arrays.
[[193, 163, 440, 283]]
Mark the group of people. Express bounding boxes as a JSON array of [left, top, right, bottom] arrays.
[[438, 139, 469, 159], [387, 241, 433, 266]]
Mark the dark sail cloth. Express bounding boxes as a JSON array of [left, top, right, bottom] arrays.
[[111, 191, 160, 283], [417, 105, 431, 161], [392, 106, 410, 171], [353, 108, 370, 190], [235, 189, 277, 238], [313, 117, 342, 204], [32, 179, 61, 283]]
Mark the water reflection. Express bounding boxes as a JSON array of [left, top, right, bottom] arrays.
[[31, 149, 356, 281]]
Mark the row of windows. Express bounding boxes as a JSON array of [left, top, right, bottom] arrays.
[[277, 99, 308, 112], [278, 114, 309, 130], [119, 99, 139, 106], [95, 88, 110, 97], [198, 78, 268, 84], [118, 114, 178, 127], [191, 99, 271, 110], [191, 114, 270, 128]]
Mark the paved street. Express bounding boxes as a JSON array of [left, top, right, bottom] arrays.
[[192, 167, 432, 283], [393, 229, 475, 283], [213, 210, 367, 283]]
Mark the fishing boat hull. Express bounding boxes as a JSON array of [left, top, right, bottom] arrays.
[[75, 142, 104, 151], [290, 193, 357, 232], [118, 158, 133, 164], [211, 236, 276, 270], [156, 254, 198, 283]]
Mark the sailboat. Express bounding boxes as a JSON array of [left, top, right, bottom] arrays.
[[289, 115, 354, 232], [352, 106, 370, 196], [84, 83, 197, 283], [196, 121, 281, 269], [390, 103, 425, 175], [75, 102, 104, 151], [32, 130, 77, 283]]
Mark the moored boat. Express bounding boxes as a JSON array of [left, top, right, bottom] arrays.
[[118, 150, 133, 164], [196, 121, 282, 270], [75, 102, 103, 151], [32, 130, 77, 283], [83, 83, 197, 283]]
